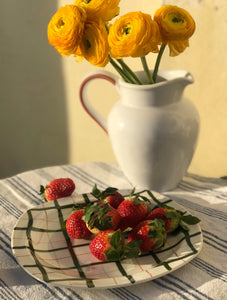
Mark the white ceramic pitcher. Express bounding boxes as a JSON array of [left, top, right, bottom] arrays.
[[79, 70, 200, 192]]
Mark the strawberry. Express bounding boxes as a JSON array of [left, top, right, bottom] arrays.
[[91, 185, 124, 208], [146, 205, 200, 233], [127, 219, 167, 252], [89, 229, 141, 261], [146, 206, 182, 233], [40, 178, 75, 201], [117, 192, 149, 230], [82, 202, 121, 235], [66, 209, 92, 239]]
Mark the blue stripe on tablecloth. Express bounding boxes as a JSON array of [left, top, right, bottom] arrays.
[[118, 287, 143, 300], [0, 243, 18, 265], [14, 176, 41, 197], [169, 274, 214, 300], [109, 286, 144, 300], [191, 258, 227, 283], [54, 287, 77, 300], [61, 165, 96, 188], [66, 288, 84, 300], [72, 165, 109, 188], [203, 238, 227, 254], [164, 195, 227, 222], [0, 194, 22, 219], [6, 178, 41, 205], [62, 165, 107, 189], [0, 279, 23, 300], [109, 288, 136, 300], [94, 162, 126, 178], [202, 230, 227, 245], [153, 277, 191, 300], [186, 173, 227, 186], [0, 288, 10, 300], [179, 181, 227, 200], [158, 276, 204, 300]]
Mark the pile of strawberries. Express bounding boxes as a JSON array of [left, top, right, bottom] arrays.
[[40, 178, 200, 262]]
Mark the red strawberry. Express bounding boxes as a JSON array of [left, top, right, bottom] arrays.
[[83, 202, 121, 235], [40, 178, 75, 201], [89, 229, 141, 261], [66, 209, 92, 239], [104, 191, 124, 209], [117, 194, 148, 230], [146, 206, 182, 233], [127, 219, 167, 252], [91, 185, 124, 208]]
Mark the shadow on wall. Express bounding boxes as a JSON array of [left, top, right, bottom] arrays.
[[0, 1, 69, 179]]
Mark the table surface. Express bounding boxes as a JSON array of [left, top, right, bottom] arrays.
[[0, 162, 226, 300]]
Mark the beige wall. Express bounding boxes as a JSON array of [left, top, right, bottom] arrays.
[[0, 0, 226, 178]]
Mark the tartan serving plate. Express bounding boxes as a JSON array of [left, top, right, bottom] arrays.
[[11, 189, 203, 289]]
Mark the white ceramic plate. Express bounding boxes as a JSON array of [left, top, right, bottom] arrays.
[[11, 189, 203, 289]]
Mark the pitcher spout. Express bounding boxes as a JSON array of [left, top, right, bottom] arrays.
[[158, 69, 194, 86]]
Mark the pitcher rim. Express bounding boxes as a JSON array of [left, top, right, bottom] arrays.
[[117, 69, 194, 89]]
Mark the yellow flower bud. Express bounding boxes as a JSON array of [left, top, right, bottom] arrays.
[[75, 0, 120, 21], [47, 5, 87, 57], [76, 19, 109, 67], [108, 11, 161, 58], [154, 5, 195, 56]]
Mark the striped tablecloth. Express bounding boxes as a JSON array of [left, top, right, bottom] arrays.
[[0, 162, 226, 300]]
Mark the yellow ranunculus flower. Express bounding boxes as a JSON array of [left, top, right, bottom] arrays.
[[47, 5, 87, 56], [74, 0, 120, 21], [108, 11, 161, 58], [76, 19, 109, 67], [154, 5, 195, 56]]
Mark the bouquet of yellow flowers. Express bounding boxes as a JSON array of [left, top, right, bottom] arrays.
[[47, 1, 195, 85]]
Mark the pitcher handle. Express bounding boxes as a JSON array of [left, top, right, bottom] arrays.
[[79, 70, 118, 134]]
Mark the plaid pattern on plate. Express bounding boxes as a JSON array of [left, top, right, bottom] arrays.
[[12, 190, 202, 289]]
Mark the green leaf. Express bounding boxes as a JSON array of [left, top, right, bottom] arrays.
[[182, 215, 200, 225], [133, 197, 144, 205], [110, 230, 121, 249], [104, 249, 121, 261], [125, 240, 142, 258], [164, 211, 179, 219], [103, 187, 118, 195], [130, 187, 136, 197], [139, 195, 151, 204], [39, 185, 45, 195], [125, 248, 141, 259], [91, 184, 102, 199], [126, 239, 142, 249], [122, 227, 133, 233], [97, 215, 113, 230], [153, 219, 165, 228], [148, 229, 158, 239]]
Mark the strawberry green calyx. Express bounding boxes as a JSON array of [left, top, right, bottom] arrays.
[[147, 219, 167, 249], [91, 184, 118, 200], [104, 230, 141, 261], [82, 202, 120, 233], [127, 218, 167, 252], [91, 185, 124, 209], [147, 204, 200, 233]]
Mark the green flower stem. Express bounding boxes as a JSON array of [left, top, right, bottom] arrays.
[[108, 55, 133, 83], [117, 59, 142, 85], [140, 56, 154, 84], [152, 43, 167, 83]]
